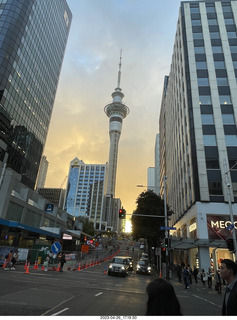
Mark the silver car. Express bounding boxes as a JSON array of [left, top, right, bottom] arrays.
[[108, 256, 130, 277]]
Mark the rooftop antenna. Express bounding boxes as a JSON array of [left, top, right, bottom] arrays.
[[117, 49, 122, 89]]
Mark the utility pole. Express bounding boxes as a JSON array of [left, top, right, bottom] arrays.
[[163, 175, 169, 280], [224, 160, 237, 261]]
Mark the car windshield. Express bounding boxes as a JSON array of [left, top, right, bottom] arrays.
[[138, 260, 146, 266], [113, 258, 126, 264]]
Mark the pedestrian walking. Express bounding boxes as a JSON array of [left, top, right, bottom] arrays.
[[60, 252, 66, 272], [146, 278, 182, 315], [201, 268, 206, 287], [207, 267, 213, 288], [193, 265, 198, 284], [11, 250, 19, 270], [4, 250, 13, 270], [43, 256, 49, 271], [214, 269, 222, 294], [177, 264, 182, 283], [187, 264, 193, 285], [220, 259, 237, 315], [181, 263, 190, 289]]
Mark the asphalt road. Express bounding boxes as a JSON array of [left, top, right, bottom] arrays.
[[0, 249, 224, 317]]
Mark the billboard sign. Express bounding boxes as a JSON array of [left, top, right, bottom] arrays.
[[207, 214, 237, 240]]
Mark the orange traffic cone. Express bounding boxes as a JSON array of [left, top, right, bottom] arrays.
[[25, 262, 30, 274], [2, 259, 6, 269], [41, 264, 45, 271], [33, 260, 38, 270], [77, 263, 81, 271], [24, 260, 28, 269], [56, 263, 60, 272]]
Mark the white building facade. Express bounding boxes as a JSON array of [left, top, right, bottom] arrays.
[[64, 158, 108, 231], [159, 0, 237, 272]]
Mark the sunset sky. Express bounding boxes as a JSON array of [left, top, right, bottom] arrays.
[[43, 0, 182, 216]]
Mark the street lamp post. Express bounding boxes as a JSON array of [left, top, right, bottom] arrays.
[[163, 176, 169, 280], [224, 160, 237, 261]]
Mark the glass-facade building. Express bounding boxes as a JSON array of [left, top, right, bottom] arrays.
[[64, 158, 108, 231], [0, 0, 72, 189], [159, 0, 237, 273]]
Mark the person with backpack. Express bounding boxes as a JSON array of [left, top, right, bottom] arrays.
[[4, 250, 13, 270]]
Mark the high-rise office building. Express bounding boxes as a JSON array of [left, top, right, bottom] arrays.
[[64, 158, 108, 231], [154, 133, 160, 195], [147, 167, 156, 192], [0, 0, 72, 189], [159, 0, 237, 271], [35, 155, 49, 189]]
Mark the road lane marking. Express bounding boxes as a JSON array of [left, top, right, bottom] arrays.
[[51, 308, 69, 316], [95, 292, 103, 296], [192, 294, 221, 308], [41, 295, 75, 316]]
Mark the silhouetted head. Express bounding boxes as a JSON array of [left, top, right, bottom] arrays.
[[146, 278, 182, 315]]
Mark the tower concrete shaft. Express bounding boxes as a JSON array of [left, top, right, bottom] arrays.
[[104, 53, 129, 197]]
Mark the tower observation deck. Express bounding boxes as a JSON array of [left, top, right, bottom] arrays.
[[104, 52, 129, 197]]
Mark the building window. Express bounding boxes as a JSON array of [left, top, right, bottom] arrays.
[[199, 95, 212, 104], [198, 78, 209, 86], [206, 5, 215, 13], [222, 114, 235, 124], [225, 135, 237, 146], [196, 61, 207, 69], [208, 19, 218, 25], [217, 78, 229, 86], [206, 158, 219, 169], [210, 32, 220, 39], [193, 33, 203, 39], [195, 46, 205, 54], [208, 181, 223, 195], [227, 31, 237, 38], [214, 61, 226, 69], [225, 18, 234, 25], [219, 95, 232, 104], [190, 7, 200, 14], [203, 135, 217, 146], [201, 114, 214, 124], [212, 46, 223, 53]]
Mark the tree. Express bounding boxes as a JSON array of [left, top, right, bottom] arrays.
[[76, 217, 95, 236], [131, 190, 170, 249]]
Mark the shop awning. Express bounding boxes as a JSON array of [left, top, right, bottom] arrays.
[[171, 237, 226, 250], [0, 218, 60, 239]]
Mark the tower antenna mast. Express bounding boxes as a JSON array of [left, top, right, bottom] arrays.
[[117, 49, 122, 88]]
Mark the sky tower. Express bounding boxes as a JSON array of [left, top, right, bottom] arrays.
[[104, 52, 129, 198]]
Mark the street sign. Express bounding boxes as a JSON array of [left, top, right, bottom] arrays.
[[226, 224, 234, 231], [160, 226, 176, 230], [51, 241, 62, 254]]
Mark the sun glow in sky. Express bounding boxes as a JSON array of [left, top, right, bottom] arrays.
[[125, 220, 132, 233], [44, 0, 181, 214]]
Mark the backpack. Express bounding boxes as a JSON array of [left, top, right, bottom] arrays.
[[5, 253, 9, 259]]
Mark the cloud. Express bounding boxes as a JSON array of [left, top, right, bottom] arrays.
[[44, 0, 181, 213]]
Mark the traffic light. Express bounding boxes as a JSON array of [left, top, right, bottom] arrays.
[[226, 238, 234, 251], [164, 238, 169, 248], [119, 209, 126, 219]]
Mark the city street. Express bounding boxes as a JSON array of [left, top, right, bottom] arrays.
[[0, 250, 224, 316]]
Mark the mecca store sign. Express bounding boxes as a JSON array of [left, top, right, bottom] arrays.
[[207, 214, 237, 241]]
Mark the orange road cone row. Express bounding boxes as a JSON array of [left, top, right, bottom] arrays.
[[77, 263, 81, 271], [25, 262, 30, 274], [24, 260, 28, 269], [56, 263, 60, 272], [33, 260, 38, 270]]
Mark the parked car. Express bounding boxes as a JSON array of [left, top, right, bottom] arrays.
[[108, 256, 130, 277], [136, 259, 152, 275]]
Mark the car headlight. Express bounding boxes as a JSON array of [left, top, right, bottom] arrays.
[[109, 264, 112, 269], [121, 266, 125, 270], [137, 265, 140, 269], [148, 267, 151, 270]]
